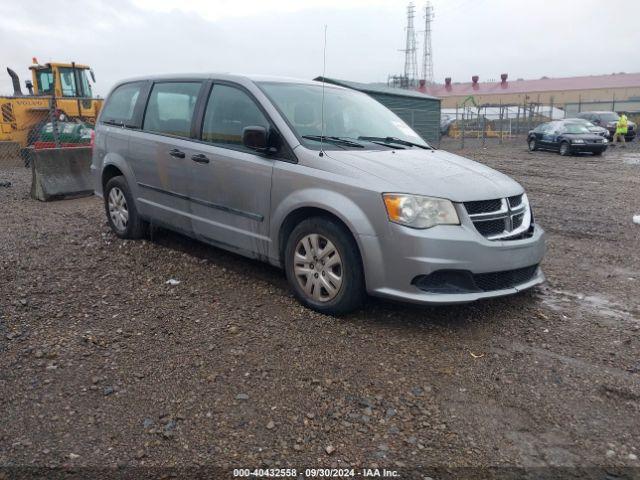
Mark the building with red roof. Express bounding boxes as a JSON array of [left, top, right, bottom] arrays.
[[419, 72, 640, 112]]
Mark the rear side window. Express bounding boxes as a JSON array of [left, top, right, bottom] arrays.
[[143, 82, 201, 138], [202, 84, 269, 149], [101, 82, 144, 127]]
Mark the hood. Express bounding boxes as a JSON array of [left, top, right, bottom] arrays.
[[323, 148, 523, 202]]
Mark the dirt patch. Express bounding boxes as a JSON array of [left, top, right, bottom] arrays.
[[1, 139, 639, 474]]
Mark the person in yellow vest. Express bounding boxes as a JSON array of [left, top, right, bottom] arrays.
[[611, 113, 628, 147]]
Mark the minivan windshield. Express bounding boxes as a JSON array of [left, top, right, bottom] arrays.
[[258, 82, 429, 150]]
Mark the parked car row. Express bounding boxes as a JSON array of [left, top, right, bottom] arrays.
[[575, 111, 636, 141], [527, 111, 638, 156]]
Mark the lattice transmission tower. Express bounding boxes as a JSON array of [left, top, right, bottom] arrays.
[[401, 3, 418, 87], [421, 2, 435, 85]]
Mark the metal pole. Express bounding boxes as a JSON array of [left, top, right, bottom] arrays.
[[461, 107, 465, 150], [481, 106, 486, 147], [499, 101, 504, 145], [49, 72, 60, 148], [529, 102, 534, 132], [453, 103, 458, 144]]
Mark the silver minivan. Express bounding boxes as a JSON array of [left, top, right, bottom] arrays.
[[92, 74, 545, 314]]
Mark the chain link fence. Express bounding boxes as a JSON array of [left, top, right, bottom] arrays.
[[0, 71, 97, 177], [441, 98, 640, 149]]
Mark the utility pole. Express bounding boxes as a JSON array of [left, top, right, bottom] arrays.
[[421, 2, 435, 85]]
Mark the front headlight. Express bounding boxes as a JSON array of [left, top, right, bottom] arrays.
[[383, 193, 459, 229], [602, 138, 608, 143], [572, 139, 585, 144]]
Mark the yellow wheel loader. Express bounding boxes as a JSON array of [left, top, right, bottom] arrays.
[[0, 59, 104, 162]]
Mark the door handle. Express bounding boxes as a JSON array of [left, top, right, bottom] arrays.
[[191, 153, 210, 164], [169, 149, 185, 159]]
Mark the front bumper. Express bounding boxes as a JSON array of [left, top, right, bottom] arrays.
[[359, 219, 546, 305], [569, 143, 607, 153]]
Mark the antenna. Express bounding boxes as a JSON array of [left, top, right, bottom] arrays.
[[319, 24, 327, 157]]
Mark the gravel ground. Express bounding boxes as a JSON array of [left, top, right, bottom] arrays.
[[1, 139, 639, 478]]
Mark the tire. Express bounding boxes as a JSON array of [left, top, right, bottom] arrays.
[[528, 138, 537, 151], [593, 150, 603, 157], [104, 176, 147, 239], [559, 142, 571, 156], [284, 217, 365, 315]]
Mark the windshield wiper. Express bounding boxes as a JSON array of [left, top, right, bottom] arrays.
[[302, 135, 364, 148], [358, 136, 431, 149]]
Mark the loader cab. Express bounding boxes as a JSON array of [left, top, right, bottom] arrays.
[[30, 62, 94, 98]]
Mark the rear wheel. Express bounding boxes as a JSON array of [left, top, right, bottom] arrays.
[[528, 138, 537, 151], [284, 217, 365, 315], [559, 142, 571, 156], [104, 176, 147, 239]]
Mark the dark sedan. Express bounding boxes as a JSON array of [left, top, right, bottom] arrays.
[[528, 121, 608, 156]]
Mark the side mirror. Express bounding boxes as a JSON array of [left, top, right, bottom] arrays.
[[242, 126, 269, 151], [592, 119, 600, 125]]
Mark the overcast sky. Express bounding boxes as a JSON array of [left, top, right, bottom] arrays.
[[1, 0, 638, 96]]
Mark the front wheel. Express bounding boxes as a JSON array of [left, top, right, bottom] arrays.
[[284, 217, 365, 315], [104, 176, 147, 239], [528, 138, 537, 151], [559, 142, 571, 156]]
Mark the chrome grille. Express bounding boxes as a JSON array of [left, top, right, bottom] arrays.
[[464, 194, 533, 241]]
